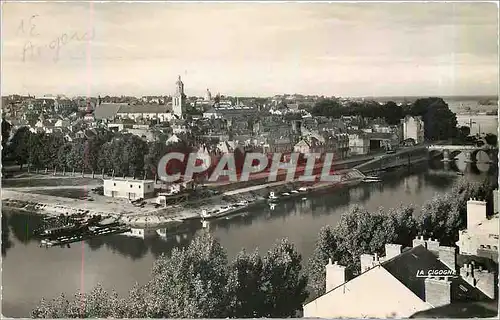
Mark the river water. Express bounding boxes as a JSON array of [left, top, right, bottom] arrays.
[[2, 159, 496, 317]]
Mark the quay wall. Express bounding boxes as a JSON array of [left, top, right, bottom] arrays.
[[2, 190, 118, 218]]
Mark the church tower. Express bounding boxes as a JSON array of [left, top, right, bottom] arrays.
[[204, 88, 212, 101], [172, 75, 185, 118]]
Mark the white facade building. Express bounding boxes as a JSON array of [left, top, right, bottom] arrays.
[[348, 133, 370, 155], [456, 198, 499, 257], [103, 179, 155, 200], [401, 116, 425, 144]]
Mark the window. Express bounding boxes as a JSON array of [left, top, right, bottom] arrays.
[[147, 185, 150, 189], [130, 185, 133, 188], [139, 185, 141, 189], [114, 183, 116, 186]]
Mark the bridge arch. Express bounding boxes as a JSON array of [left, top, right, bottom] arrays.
[[429, 150, 443, 158]]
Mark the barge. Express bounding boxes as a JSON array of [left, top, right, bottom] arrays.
[[200, 200, 254, 220], [36, 214, 131, 248]]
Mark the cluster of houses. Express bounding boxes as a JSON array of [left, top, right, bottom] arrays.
[[304, 191, 499, 318], [2, 76, 425, 160]]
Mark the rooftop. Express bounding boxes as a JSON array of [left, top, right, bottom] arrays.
[[382, 245, 490, 303]]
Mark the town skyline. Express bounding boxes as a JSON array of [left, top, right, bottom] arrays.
[[2, 2, 498, 98]]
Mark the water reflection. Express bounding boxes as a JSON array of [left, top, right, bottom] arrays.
[[3, 161, 490, 262], [2, 161, 496, 317], [2, 214, 13, 256]]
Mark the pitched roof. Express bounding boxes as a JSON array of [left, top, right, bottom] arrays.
[[382, 245, 490, 303], [94, 103, 125, 119], [117, 104, 170, 114], [409, 300, 498, 318]]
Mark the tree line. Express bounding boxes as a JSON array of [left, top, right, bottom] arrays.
[[30, 177, 496, 318], [31, 233, 307, 318], [3, 126, 196, 179], [307, 177, 496, 298], [310, 97, 459, 141]]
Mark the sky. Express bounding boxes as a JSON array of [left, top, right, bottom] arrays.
[[1, 1, 499, 98]]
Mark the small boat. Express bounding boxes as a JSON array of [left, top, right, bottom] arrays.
[[457, 172, 465, 176], [290, 190, 300, 194], [302, 197, 307, 200], [282, 192, 291, 196], [298, 187, 308, 192]]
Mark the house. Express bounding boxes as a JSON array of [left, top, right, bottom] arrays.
[[83, 113, 96, 122], [264, 137, 293, 153], [94, 103, 126, 121], [171, 121, 189, 134], [294, 139, 312, 154], [216, 140, 242, 154], [202, 105, 257, 119], [116, 104, 175, 122], [54, 119, 70, 128], [303, 238, 495, 318], [166, 134, 182, 145], [401, 116, 425, 144], [456, 198, 499, 261], [348, 132, 370, 155], [335, 133, 350, 159], [33, 119, 55, 133], [125, 128, 155, 142], [103, 179, 155, 200]]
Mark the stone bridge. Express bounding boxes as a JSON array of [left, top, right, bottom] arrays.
[[427, 145, 494, 163]]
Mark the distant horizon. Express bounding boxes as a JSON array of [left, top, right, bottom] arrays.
[[2, 93, 498, 101], [2, 2, 498, 98]]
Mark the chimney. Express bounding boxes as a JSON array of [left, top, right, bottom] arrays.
[[438, 246, 457, 272], [360, 254, 375, 273], [467, 199, 487, 228], [385, 244, 402, 260], [424, 277, 452, 308], [426, 238, 440, 254], [413, 235, 426, 248], [325, 259, 346, 292]]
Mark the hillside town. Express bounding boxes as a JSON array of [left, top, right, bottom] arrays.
[[2, 76, 425, 161], [2, 2, 499, 319]]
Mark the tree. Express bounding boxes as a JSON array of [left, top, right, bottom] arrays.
[[65, 139, 85, 171], [9, 126, 32, 168], [144, 141, 169, 179], [261, 238, 308, 317], [378, 101, 405, 125], [56, 143, 72, 170], [144, 231, 229, 318], [307, 226, 343, 297], [410, 98, 458, 141], [226, 249, 265, 318], [2, 118, 12, 149], [417, 193, 462, 246], [484, 133, 497, 146], [307, 205, 418, 299], [122, 135, 148, 177], [458, 126, 471, 139]]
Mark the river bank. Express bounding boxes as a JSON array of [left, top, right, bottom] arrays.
[[4, 161, 486, 318], [1, 149, 429, 227], [1, 170, 366, 227]]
